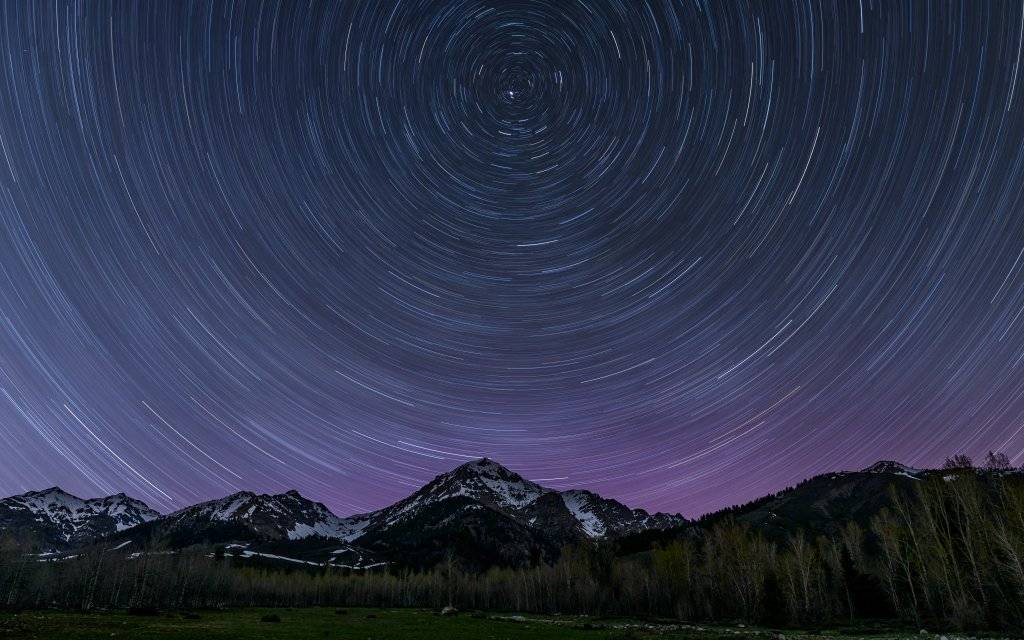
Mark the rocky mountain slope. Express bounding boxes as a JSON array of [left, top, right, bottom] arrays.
[[722, 460, 927, 539], [620, 460, 1011, 554]]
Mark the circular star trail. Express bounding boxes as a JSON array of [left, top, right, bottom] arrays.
[[1, 0, 1024, 517]]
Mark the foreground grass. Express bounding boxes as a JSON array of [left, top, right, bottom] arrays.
[[0, 607, 957, 640]]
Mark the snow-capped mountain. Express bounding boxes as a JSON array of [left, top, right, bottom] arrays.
[[862, 460, 924, 477], [315, 458, 684, 569], [0, 487, 159, 549], [364, 458, 550, 529], [150, 490, 369, 543], [344, 458, 684, 543]]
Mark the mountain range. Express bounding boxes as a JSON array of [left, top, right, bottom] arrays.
[[3, 458, 998, 571], [1, 458, 684, 570]]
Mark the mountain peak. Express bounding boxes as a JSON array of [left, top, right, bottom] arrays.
[[454, 458, 540, 486], [27, 486, 73, 497], [442, 458, 531, 485], [455, 457, 509, 473], [225, 490, 258, 500], [863, 460, 921, 476], [375, 458, 550, 524]]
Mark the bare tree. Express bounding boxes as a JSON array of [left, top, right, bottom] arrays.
[[985, 451, 1013, 472], [942, 454, 974, 470]]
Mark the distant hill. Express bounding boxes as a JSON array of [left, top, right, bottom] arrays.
[[616, 460, 1022, 553]]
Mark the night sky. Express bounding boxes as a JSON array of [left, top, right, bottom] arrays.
[[1, 1, 1024, 518]]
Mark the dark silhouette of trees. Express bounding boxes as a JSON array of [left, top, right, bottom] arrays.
[[1, 464, 1022, 632], [984, 451, 1013, 472]]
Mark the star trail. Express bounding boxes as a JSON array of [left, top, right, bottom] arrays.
[[1, 0, 1024, 517]]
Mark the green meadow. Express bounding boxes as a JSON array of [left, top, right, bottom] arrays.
[[0, 607, 952, 640]]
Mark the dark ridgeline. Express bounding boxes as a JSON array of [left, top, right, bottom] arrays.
[[1, 455, 1023, 632]]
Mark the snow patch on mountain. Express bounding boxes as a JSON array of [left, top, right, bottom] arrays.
[[560, 490, 607, 537]]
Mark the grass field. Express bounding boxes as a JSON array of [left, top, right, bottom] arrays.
[[0, 607, 953, 640]]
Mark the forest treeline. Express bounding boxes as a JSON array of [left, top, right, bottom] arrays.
[[2, 463, 1023, 632]]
